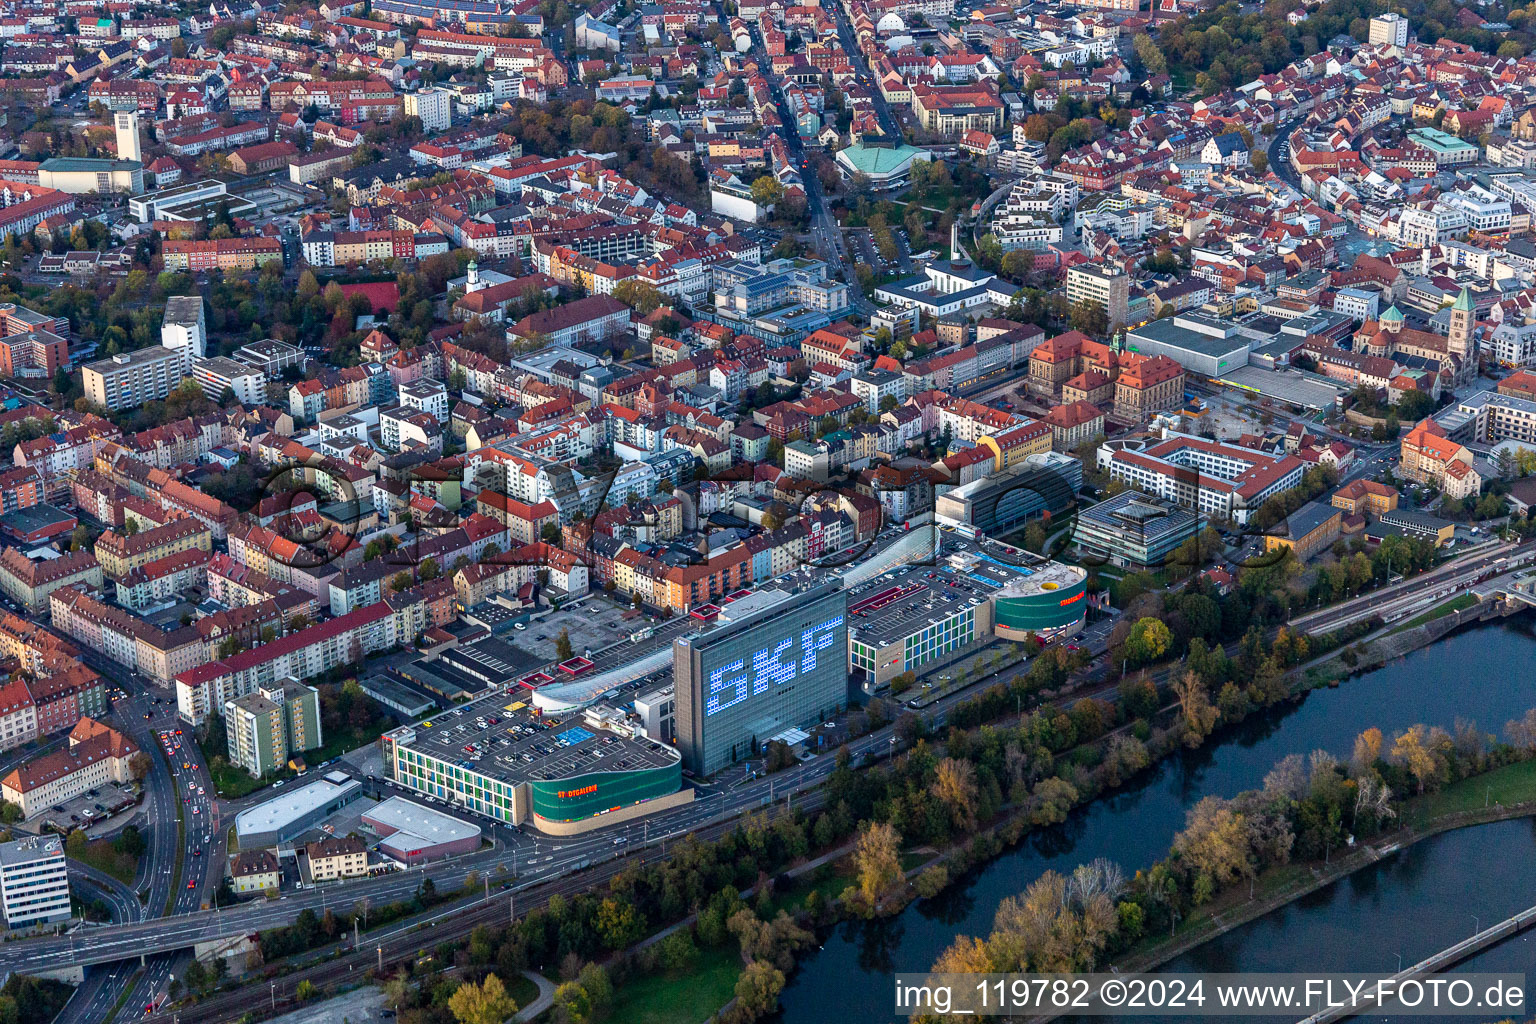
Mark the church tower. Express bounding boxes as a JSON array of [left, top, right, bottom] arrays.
[[1448, 286, 1475, 382]]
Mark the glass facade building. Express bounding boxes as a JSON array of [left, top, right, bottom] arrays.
[[674, 583, 849, 775]]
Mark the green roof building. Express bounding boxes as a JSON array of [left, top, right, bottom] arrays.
[[834, 141, 932, 188]]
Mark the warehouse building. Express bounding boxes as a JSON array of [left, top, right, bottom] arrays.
[[233, 772, 363, 850], [362, 796, 482, 865]]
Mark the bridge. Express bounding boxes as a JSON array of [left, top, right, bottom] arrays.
[[1295, 901, 1536, 1023]]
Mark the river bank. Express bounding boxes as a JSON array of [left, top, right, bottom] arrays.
[[774, 612, 1536, 1022], [1110, 760, 1536, 975]]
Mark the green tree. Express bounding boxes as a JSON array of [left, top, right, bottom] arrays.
[[555, 627, 574, 661]]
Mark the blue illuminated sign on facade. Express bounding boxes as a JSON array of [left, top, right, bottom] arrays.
[[704, 614, 844, 717]]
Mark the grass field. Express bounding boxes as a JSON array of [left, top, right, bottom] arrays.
[[506, 973, 539, 1013], [72, 839, 138, 884], [771, 861, 854, 915], [1394, 593, 1478, 633], [1405, 758, 1536, 824], [601, 946, 741, 1024]]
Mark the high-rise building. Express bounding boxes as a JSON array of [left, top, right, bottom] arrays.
[[1368, 12, 1408, 46], [0, 835, 69, 928], [225, 678, 322, 777], [161, 294, 206, 362], [82, 345, 188, 411], [673, 583, 848, 776], [1065, 263, 1130, 332], [114, 111, 142, 163], [403, 88, 452, 133]]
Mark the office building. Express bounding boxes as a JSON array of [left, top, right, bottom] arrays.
[[933, 452, 1082, 536], [847, 552, 1086, 690], [224, 680, 322, 778], [673, 583, 848, 775], [1263, 501, 1343, 561], [1369, 12, 1408, 46], [0, 835, 69, 927], [1065, 263, 1130, 332], [82, 345, 189, 412], [1097, 432, 1305, 523], [1072, 489, 1201, 568]]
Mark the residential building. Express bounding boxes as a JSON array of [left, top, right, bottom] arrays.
[[229, 849, 280, 894], [224, 680, 322, 777], [83, 346, 189, 411], [306, 835, 367, 880]]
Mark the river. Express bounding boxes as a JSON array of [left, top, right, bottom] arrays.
[[776, 617, 1536, 1022]]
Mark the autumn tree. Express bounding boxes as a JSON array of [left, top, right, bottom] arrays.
[[733, 960, 787, 1020], [555, 628, 574, 661], [449, 974, 518, 1024], [1389, 724, 1451, 794], [1173, 671, 1219, 747], [611, 279, 666, 315], [931, 757, 979, 831], [852, 821, 903, 907]]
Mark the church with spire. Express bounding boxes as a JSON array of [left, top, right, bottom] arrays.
[[1353, 285, 1479, 389]]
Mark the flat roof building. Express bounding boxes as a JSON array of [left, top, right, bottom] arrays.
[[233, 771, 363, 850], [1073, 490, 1201, 569], [674, 583, 849, 776], [362, 795, 481, 865], [381, 693, 685, 834], [0, 835, 69, 928], [1124, 312, 1255, 378], [934, 452, 1082, 536]]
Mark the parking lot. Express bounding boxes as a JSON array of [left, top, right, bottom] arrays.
[[29, 780, 136, 832], [514, 600, 635, 662]]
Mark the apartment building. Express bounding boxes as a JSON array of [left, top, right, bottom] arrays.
[[192, 356, 265, 405], [82, 346, 187, 412], [0, 547, 102, 612], [0, 717, 139, 818], [94, 517, 211, 580], [306, 835, 367, 880], [230, 849, 280, 894], [177, 601, 395, 724], [0, 836, 68, 927], [224, 680, 322, 777], [160, 237, 283, 272]]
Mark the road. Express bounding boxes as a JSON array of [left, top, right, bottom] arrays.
[[718, 1, 873, 310], [1291, 540, 1531, 633], [51, 646, 220, 1023], [1267, 115, 1306, 194]]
